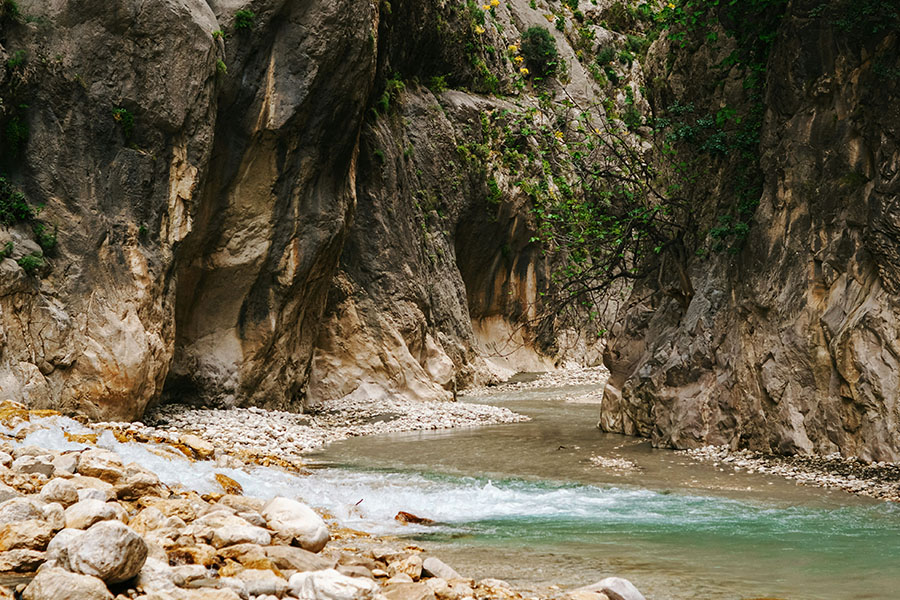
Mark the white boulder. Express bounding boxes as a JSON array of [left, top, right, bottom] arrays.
[[261, 497, 330, 552]]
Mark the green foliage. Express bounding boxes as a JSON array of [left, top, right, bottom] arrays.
[[555, 15, 565, 31], [211, 29, 225, 39], [427, 75, 448, 93], [595, 46, 616, 66], [487, 177, 502, 204], [521, 26, 559, 78], [16, 252, 42, 275], [809, 0, 899, 38], [216, 59, 227, 75], [6, 50, 25, 69], [233, 9, 255, 31], [32, 223, 57, 253], [0, 0, 20, 21], [375, 74, 405, 114], [0, 241, 12, 260], [0, 175, 32, 224], [112, 107, 134, 140]]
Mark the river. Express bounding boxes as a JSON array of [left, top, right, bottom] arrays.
[[300, 381, 900, 600]]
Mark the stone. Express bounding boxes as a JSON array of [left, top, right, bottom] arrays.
[[574, 578, 645, 600], [140, 498, 199, 522], [288, 569, 378, 600], [115, 472, 166, 501], [43, 527, 83, 569], [178, 589, 242, 600], [0, 483, 21, 503], [0, 549, 45, 572], [388, 555, 423, 581], [233, 568, 288, 597], [421, 557, 460, 581], [64, 499, 122, 529], [0, 498, 45, 524], [211, 525, 271, 549], [337, 565, 373, 580], [22, 567, 113, 600], [264, 545, 336, 573], [0, 453, 11, 468], [171, 564, 212, 586], [39, 478, 79, 507], [12, 446, 51, 459], [567, 591, 610, 600], [261, 497, 330, 552], [217, 543, 268, 567], [67, 521, 148, 583], [381, 583, 437, 600], [180, 435, 216, 460], [217, 495, 264, 514], [41, 503, 66, 532], [135, 558, 178, 595], [385, 574, 414, 585], [76, 450, 125, 484], [0, 521, 54, 551], [167, 544, 218, 567], [10, 456, 54, 477], [50, 454, 78, 475]]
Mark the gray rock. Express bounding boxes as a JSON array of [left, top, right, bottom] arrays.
[[288, 569, 377, 600], [0, 548, 45, 572], [22, 567, 113, 600], [0, 481, 21, 503], [380, 582, 437, 600], [0, 498, 45, 524], [67, 521, 148, 583], [64, 499, 121, 529], [40, 478, 79, 507], [264, 545, 336, 573], [574, 577, 646, 600], [76, 450, 124, 484], [11, 456, 54, 477], [261, 497, 329, 553], [421, 557, 460, 581]]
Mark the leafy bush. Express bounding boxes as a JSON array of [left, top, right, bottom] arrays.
[[0, 175, 32, 224], [112, 107, 134, 140], [33, 223, 57, 253], [0, 241, 12, 260], [596, 46, 616, 66], [216, 59, 227, 75], [234, 9, 255, 31], [375, 74, 405, 114], [17, 252, 42, 275], [6, 49, 25, 69], [427, 75, 448, 93], [521, 26, 559, 77]]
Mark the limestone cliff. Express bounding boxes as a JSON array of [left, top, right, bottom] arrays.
[[600, 0, 900, 462], [0, 0, 607, 419]]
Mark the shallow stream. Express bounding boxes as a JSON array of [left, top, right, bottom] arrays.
[[304, 383, 900, 600]]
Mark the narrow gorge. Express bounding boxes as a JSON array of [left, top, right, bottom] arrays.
[[0, 0, 899, 596]]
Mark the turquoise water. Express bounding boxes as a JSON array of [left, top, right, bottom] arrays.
[[306, 385, 900, 600]]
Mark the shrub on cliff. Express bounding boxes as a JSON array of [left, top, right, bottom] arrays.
[[520, 26, 559, 77], [0, 175, 32, 224]]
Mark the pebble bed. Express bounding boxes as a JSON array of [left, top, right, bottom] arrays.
[[133, 396, 529, 463], [682, 446, 900, 503]]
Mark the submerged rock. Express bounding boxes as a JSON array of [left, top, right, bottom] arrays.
[[574, 577, 646, 600]]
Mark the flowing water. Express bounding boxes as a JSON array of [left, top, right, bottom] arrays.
[[304, 383, 900, 600], [10, 382, 900, 600]]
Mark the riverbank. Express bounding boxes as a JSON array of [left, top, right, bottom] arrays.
[[682, 445, 900, 503], [0, 401, 640, 600]]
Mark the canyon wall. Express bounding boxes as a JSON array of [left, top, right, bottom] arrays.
[[600, 0, 900, 462]]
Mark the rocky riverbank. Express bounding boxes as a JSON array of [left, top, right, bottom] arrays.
[[137, 396, 528, 464], [0, 401, 645, 600], [682, 446, 900, 503]]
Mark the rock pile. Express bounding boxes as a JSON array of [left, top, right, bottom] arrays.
[[0, 403, 645, 600]]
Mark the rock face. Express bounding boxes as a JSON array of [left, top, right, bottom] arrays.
[[600, 2, 900, 461], [0, 0, 593, 421]]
